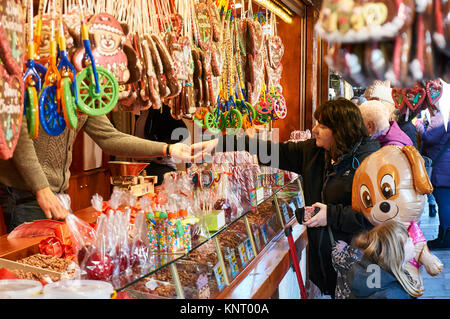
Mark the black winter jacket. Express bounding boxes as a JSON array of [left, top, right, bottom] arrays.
[[217, 134, 380, 295]]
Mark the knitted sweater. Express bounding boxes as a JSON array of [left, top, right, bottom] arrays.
[[0, 114, 168, 193]]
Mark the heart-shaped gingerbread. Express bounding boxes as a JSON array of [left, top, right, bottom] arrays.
[[0, 0, 25, 76], [0, 0, 25, 160], [404, 83, 426, 111], [425, 79, 443, 106], [391, 88, 405, 111], [0, 71, 24, 160]]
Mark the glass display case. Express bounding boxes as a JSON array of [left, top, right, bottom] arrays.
[[116, 172, 305, 299]]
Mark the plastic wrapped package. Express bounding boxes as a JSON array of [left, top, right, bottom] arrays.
[[78, 214, 113, 281], [237, 164, 261, 212], [65, 213, 97, 266], [178, 209, 193, 252], [130, 210, 151, 274], [141, 197, 159, 253], [192, 189, 213, 240], [155, 210, 169, 254], [112, 210, 132, 278], [91, 193, 104, 216], [56, 194, 72, 213], [212, 168, 241, 224], [166, 210, 183, 254]]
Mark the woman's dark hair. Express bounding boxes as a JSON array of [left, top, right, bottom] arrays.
[[314, 98, 369, 160]]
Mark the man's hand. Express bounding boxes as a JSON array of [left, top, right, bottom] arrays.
[[35, 187, 69, 220], [190, 139, 219, 162], [303, 202, 327, 228]]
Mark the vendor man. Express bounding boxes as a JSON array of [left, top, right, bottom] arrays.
[[0, 114, 198, 232]]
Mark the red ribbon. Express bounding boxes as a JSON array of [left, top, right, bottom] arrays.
[[39, 236, 64, 258]]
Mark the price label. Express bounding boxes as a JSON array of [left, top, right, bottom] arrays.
[[196, 273, 210, 299], [258, 174, 264, 188], [266, 219, 273, 239], [213, 263, 226, 291], [249, 189, 257, 208], [256, 187, 265, 205], [296, 194, 304, 208], [261, 224, 269, 244], [282, 202, 290, 223], [289, 202, 297, 219], [253, 228, 262, 251], [227, 251, 239, 278], [244, 238, 255, 260], [238, 242, 248, 266]]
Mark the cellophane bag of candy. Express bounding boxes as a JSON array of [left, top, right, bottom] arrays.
[[65, 212, 97, 269], [212, 163, 241, 224], [73, 214, 114, 281], [130, 210, 152, 275]]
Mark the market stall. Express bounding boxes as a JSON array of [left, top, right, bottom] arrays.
[[0, 0, 317, 299], [1, 0, 447, 301]]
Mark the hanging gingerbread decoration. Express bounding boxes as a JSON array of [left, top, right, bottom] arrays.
[[34, 13, 74, 68], [0, 0, 25, 160], [433, 0, 450, 56], [73, 13, 131, 85]]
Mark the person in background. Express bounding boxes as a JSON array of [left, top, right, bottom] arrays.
[[351, 87, 367, 105], [415, 110, 438, 217], [359, 100, 413, 147], [192, 98, 380, 297], [134, 105, 189, 186], [415, 110, 450, 249], [364, 80, 418, 148], [343, 220, 424, 299]]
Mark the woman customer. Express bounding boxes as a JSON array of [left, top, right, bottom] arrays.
[[193, 98, 380, 297], [342, 220, 424, 299]]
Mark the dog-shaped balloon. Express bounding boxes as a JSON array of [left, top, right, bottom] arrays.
[[352, 145, 443, 287]]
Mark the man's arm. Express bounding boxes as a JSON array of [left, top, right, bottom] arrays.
[[83, 115, 199, 162]]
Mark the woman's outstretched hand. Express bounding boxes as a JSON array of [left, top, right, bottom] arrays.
[[190, 138, 219, 162], [169, 143, 205, 163]]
